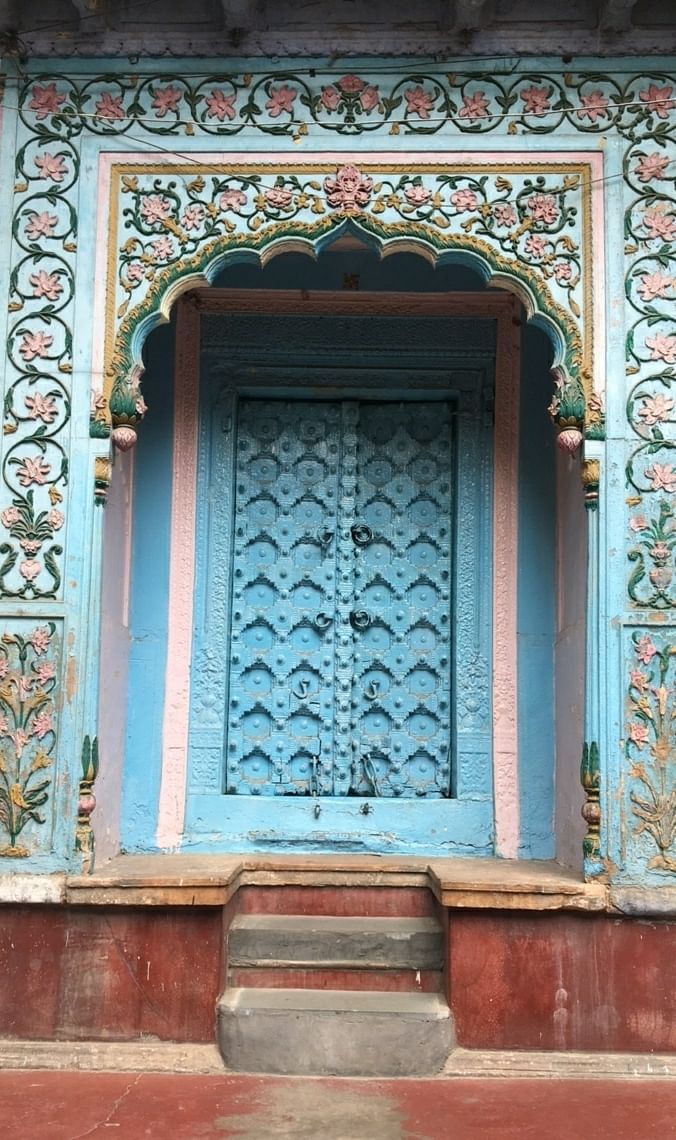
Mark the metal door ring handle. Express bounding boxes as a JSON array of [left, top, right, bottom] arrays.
[[351, 523, 373, 547], [312, 612, 333, 631], [350, 610, 372, 631]]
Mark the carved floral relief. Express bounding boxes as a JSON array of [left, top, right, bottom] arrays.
[[0, 622, 58, 856], [627, 632, 676, 872]]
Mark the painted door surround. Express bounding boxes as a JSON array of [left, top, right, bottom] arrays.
[[2, 58, 675, 886], [153, 289, 519, 856]]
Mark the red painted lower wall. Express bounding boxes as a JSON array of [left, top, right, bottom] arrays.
[[0, 906, 223, 1042], [1, 902, 674, 1052], [449, 910, 676, 1052]]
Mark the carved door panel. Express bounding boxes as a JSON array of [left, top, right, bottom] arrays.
[[227, 399, 341, 795], [348, 402, 453, 798], [225, 397, 454, 799]]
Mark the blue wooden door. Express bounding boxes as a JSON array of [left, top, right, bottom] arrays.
[[225, 397, 454, 799]]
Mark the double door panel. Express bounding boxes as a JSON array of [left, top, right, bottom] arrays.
[[226, 396, 454, 799]]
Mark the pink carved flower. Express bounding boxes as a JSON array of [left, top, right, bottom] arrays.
[[630, 669, 649, 692], [19, 331, 53, 361], [265, 187, 293, 209], [266, 85, 297, 118], [205, 89, 237, 121], [404, 85, 435, 120], [520, 85, 551, 116], [29, 626, 51, 655], [28, 83, 65, 120], [638, 271, 672, 301], [29, 271, 63, 301], [323, 166, 373, 212], [151, 84, 182, 118], [526, 193, 559, 224], [140, 195, 172, 225], [127, 262, 145, 282], [181, 204, 204, 231], [31, 708, 53, 738], [639, 83, 675, 119], [16, 456, 51, 486], [150, 236, 174, 261], [20, 538, 41, 554], [635, 634, 657, 665], [450, 188, 478, 211], [10, 729, 30, 757], [629, 515, 649, 532], [645, 333, 676, 363], [337, 75, 366, 94], [524, 234, 546, 258], [24, 212, 58, 240], [219, 188, 247, 212], [645, 463, 676, 493], [357, 86, 378, 113], [1, 507, 19, 528], [25, 393, 58, 423], [633, 153, 669, 183], [641, 206, 676, 242], [458, 90, 490, 120], [320, 86, 341, 111], [553, 262, 573, 282], [638, 394, 674, 425], [95, 91, 125, 121], [46, 509, 64, 530], [628, 721, 649, 748], [576, 90, 609, 122], [19, 559, 41, 582], [135, 396, 148, 418], [35, 660, 55, 685], [404, 185, 432, 206], [34, 153, 67, 183], [650, 541, 670, 563], [493, 202, 517, 227]]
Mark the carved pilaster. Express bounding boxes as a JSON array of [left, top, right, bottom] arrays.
[[74, 735, 98, 874], [94, 456, 112, 507], [581, 741, 601, 861], [582, 458, 600, 511]]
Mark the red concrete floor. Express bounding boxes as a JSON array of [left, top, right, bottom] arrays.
[[2, 1073, 676, 1139]]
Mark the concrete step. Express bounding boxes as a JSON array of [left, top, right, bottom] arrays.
[[218, 987, 454, 1076], [227, 914, 443, 970]]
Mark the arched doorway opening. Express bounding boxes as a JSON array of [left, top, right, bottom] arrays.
[[98, 242, 586, 864]]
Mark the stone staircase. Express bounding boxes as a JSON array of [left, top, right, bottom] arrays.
[[217, 888, 454, 1076]]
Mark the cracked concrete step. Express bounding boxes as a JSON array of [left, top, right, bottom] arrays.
[[218, 987, 454, 1076], [227, 914, 444, 970]]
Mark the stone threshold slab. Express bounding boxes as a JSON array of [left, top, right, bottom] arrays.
[[0, 1040, 674, 1079], [7, 855, 676, 913], [61, 853, 607, 912]]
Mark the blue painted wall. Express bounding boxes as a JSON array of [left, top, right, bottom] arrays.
[[120, 319, 175, 852]]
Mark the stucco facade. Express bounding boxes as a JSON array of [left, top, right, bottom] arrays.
[[0, 30, 675, 1066]]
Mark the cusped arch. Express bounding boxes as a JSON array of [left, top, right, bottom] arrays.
[[102, 213, 588, 454]]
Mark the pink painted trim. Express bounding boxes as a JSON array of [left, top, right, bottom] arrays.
[[492, 302, 521, 858], [155, 290, 521, 854], [156, 297, 200, 849]]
